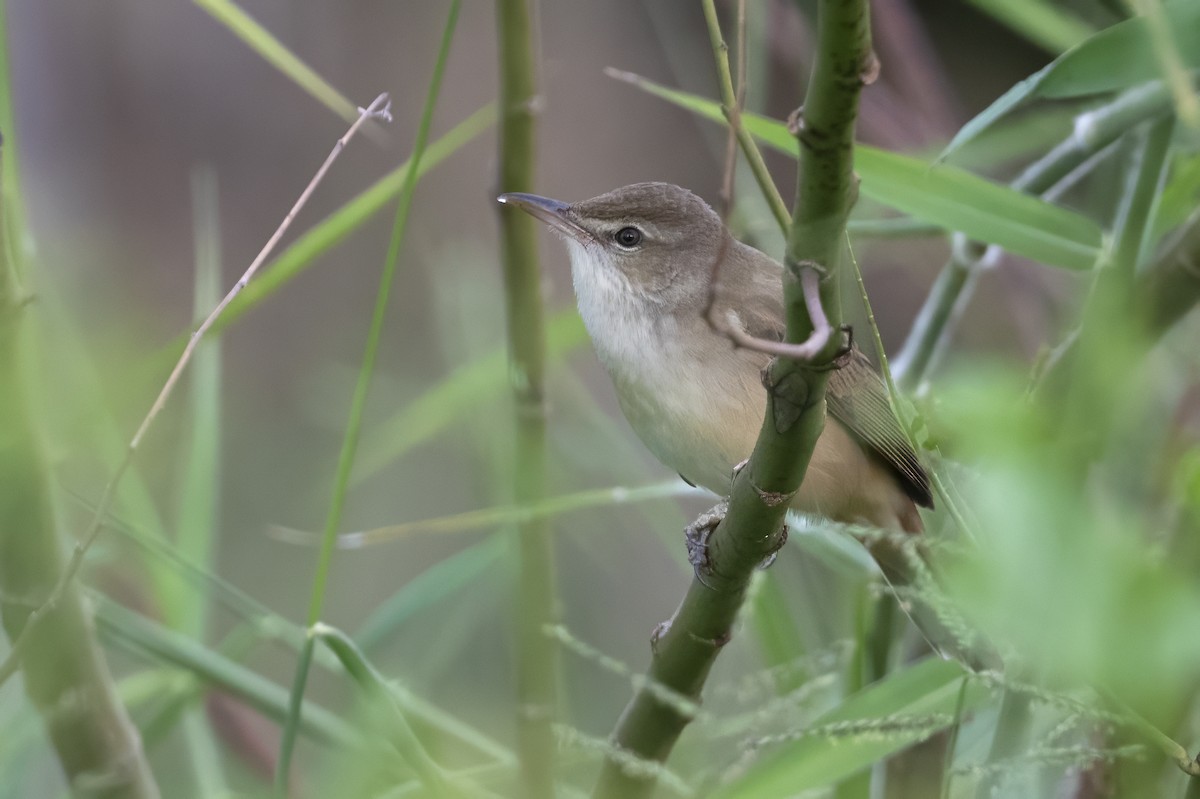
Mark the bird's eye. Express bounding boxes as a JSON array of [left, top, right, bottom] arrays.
[[614, 227, 643, 248]]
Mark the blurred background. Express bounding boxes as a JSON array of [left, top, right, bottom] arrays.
[[4, 0, 1195, 796]]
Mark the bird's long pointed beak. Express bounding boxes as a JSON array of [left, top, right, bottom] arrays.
[[497, 192, 594, 244]]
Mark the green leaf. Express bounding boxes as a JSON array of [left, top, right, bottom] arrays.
[[712, 659, 990, 798], [607, 72, 1104, 270], [194, 0, 362, 124], [312, 624, 458, 796], [93, 596, 357, 747], [942, 2, 1200, 159], [208, 105, 495, 341], [1153, 150, 1200, 240], [855, 146, 1103, 270], [354, 536, 506, 653], [965, 0, 1094, 54]]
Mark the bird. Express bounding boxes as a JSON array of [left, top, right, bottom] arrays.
[[498, 182, 931, 544]]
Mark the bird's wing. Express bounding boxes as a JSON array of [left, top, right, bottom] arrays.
[[825, 349, 933, 508], [718, 251, 933, 508]]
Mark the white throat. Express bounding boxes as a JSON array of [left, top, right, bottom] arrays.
[[562, 238, 752, 493], [564, 240, 663, 377]]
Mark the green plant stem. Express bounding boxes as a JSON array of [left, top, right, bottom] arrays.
[[0, 149, 161, 796], [93, 597, 357, 748], [895, 79, 1175, 391], [1137, 207, 1200, 335], [1097, 687, 1200, 777], [200, 105, 494, 344], [495, 1, 560, 797], [975, 690, 1034, 798], [193, 0, 361, 124], [590, 2, 871, 796], [312, 624, 457, 795], [939, 676, 973, 799], [700, 0, 789, 233], [177, 164, 227, 795], [274, 2, 461, 792]]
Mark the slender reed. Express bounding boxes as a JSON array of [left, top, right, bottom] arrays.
[[495, 0, 560, 796], [273, 4, 459, 793]]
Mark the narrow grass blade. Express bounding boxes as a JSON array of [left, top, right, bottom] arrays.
[[94, 597, 357, 747], [354, 536, 507, 653], [747, 571, 808, 693], [197, 104, 494, 344], [1152, 150, 1200, 239], [964, 0, 1093, 54], [277, 2, 463, 791], [855, 146, 1103, 270], [942, 2, 1200, 159], [313, 624, 456, 796], [87, 500, 513, 767], [1129, 0, 1200, 132], [607, 71, 1104, 270], [353, 307, 587, 481], [712, 659, 990, 798], [273, 479, 698, 547], [194, 0, 361, 123]]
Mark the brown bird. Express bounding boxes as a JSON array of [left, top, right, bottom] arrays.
[[499, 182, 931, 539]]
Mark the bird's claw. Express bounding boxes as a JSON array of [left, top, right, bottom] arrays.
[[730, 459, 748, 491], [685, 502, 728, 587]]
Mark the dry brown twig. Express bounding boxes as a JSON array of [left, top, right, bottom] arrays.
[[0, 92, 393, 688]]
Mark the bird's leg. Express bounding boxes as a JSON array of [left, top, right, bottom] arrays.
[[685, 499, 786, 588], [684, 502, 728, 587]]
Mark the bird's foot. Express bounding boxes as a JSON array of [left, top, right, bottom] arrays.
[[685, 502, 728, 587]]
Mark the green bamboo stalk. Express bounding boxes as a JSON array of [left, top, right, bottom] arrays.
[[495, 1, 560, 796], [177, 165, 227, 795], [590, 1, 872, 795], [274, 2, 461, 792], [0, 148, 161, 796]]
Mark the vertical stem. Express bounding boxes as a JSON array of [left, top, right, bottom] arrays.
[[0, 157, 160, 797], [496, 1, 559, 797], [275, 5, 459, 792], [178, 165, 227, 795]]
